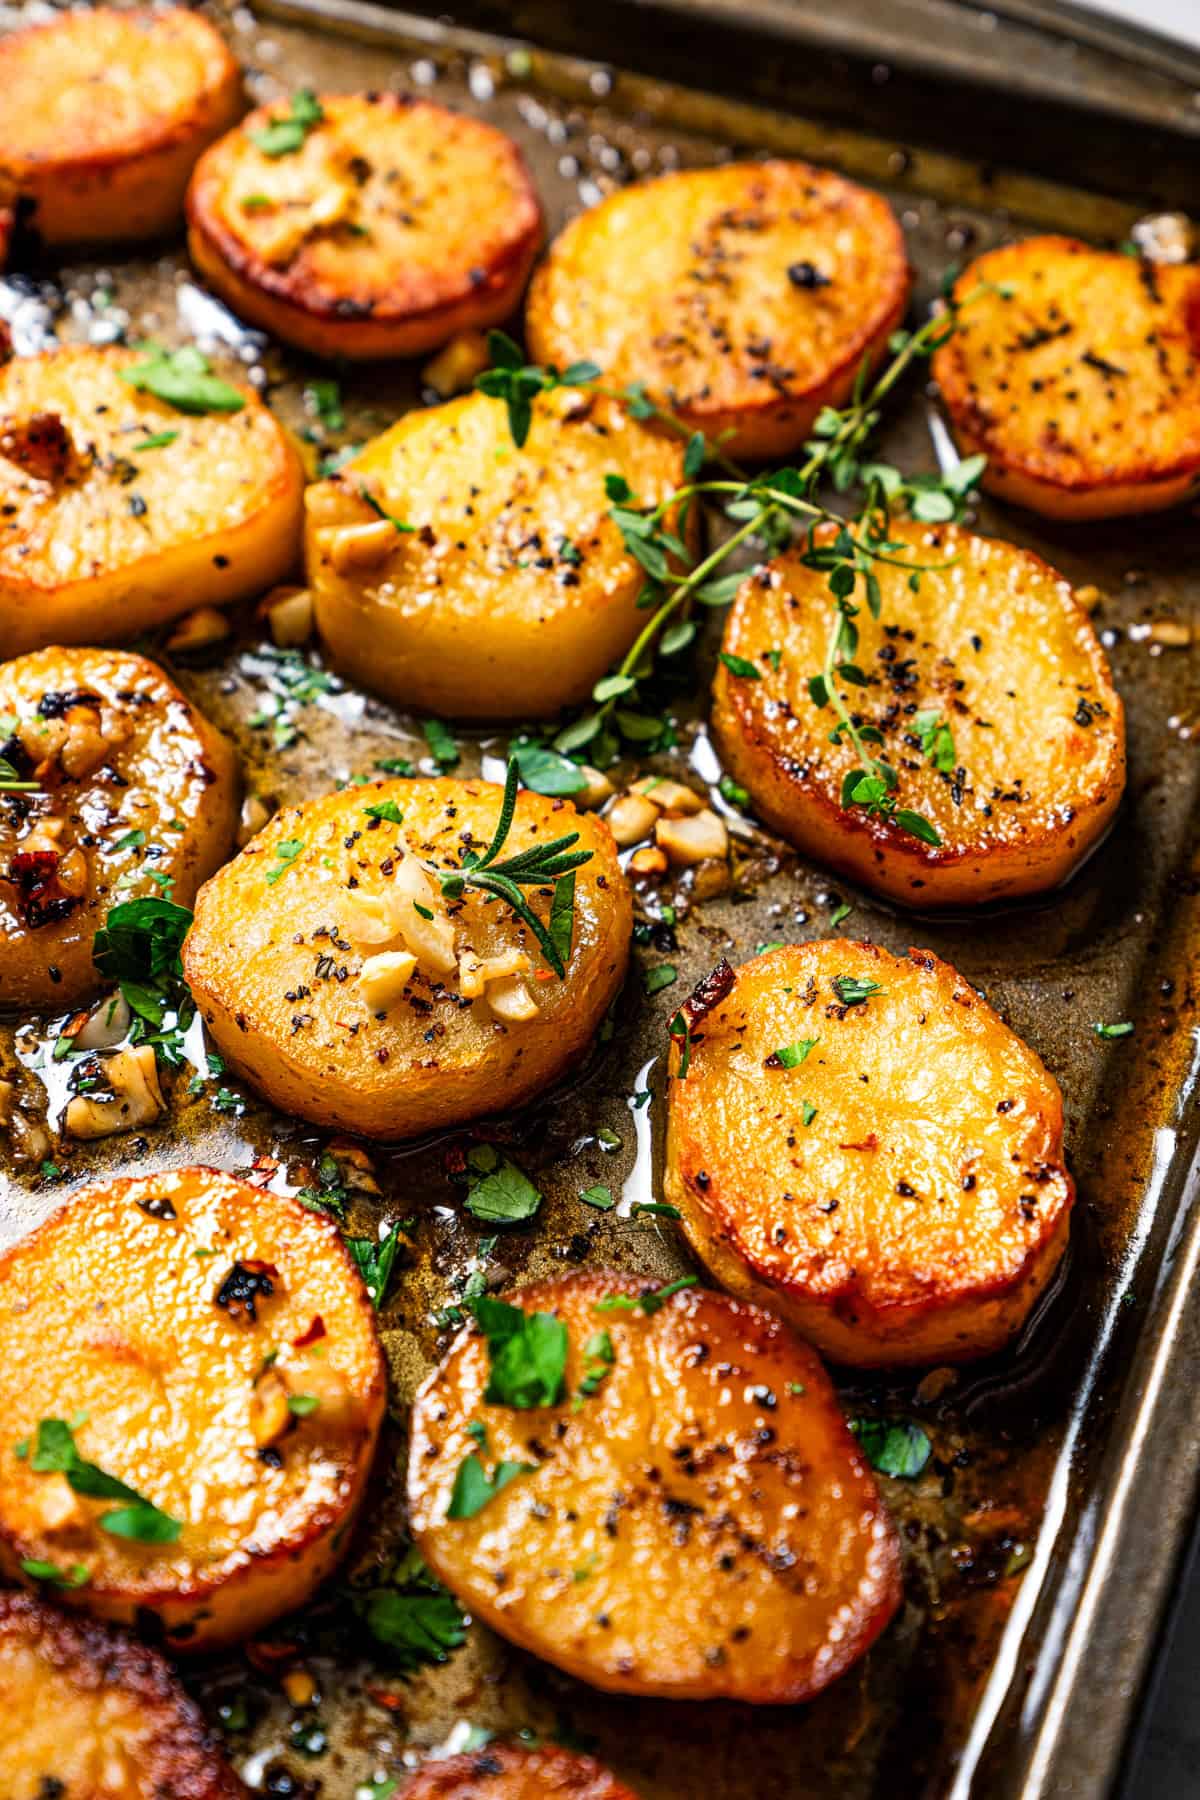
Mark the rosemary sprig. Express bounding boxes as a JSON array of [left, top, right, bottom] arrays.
[[431, 759, 593, 979], [477, 282, 999, 847], [0, 754, 39, 793]]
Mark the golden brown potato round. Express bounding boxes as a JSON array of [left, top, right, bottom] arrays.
[[0, 646, 237, 1010], [0, 344, 304, 656], [0, 9, 242, 247], [934, 236, 1200, 519], [306, 388, 692, 718], [712, 520, 1124, 907], [664, 942, 1073, 1367], [0, 1590, 247, 1799], [187, 94, 543, 360], [183, 776, 632, 1139], [0, 1166, 386, 1650], [402, 1743, 639, 1800], [408, 1270, 901, 1703], [0, 7, 241, 246], [526, 161, 911, 461]]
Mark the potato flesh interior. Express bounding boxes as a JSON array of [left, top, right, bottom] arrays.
[[716, 520, 1123, 856], [0, 1168, 383, 1612], [307, 389, 689, 717], [935, 237, 1200, 497], [0, 645, 236, 1007], [409, 1272, 900, 1703], [665, 942, 1073, 1361], [528, 161, 908, 429]]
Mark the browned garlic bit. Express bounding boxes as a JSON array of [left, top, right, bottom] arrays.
[[324, 519, 396, 573], [64, 1044, 165, 1141], [605, 774, 730, 869], [264, 585, 314, 647], [164, 605, 233, 655], [344, 831, 543, 1022], [18, 696, 132, 784], [421, 329, 491, 398]]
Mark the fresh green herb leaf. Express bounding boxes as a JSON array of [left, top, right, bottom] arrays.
[[832, 975, 883, 1007], [353, 1542, 467, 1672], [595, 1276, 698, 1316], [579, 1184, 614, 1210], [469, 1293, 568, 1408], [375, 756, 414, 777], [643, 963, 678, 996], [719, 652, 761, 680], [120, 344, 244, 415], [464, 1145, 543, 1225], [447, 1452, 536, 1518], [287, 1394, 320, 1416], [424, 719, 459, 769], [770, 1038, 818, 1069], [631, 1201, 681, 1219], [719, 775, 749, 808], [800, 1100, 818, 1126], [1095, 1021, 1134, 1039], [19, 1558, 89, 1587], [251, 88, 324, 157], [357, 481, 412, 534], [345, 1220, 406, 1309], [305, 378, 344, 433], [913, 709, 956, 774], [849, 1417, 932, 1479], [132, 431, 178, 452], [265, 838, 305, 885], [27, 1418, 181, 1541], [509, 740, 587, 797], [829, 900, 852, 927], [363, 799, 404, 825]]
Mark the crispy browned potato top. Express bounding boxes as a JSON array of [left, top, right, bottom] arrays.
[[716, 520, 1123, 859], [0, 346, 297, 596], [188, 93, 542, 322], [0, 8, 239, 172], [0, 1591, 247, 1799], [401, 1742, 639, 1800], [0, 645, 236, 1007], [409, 1270, 900, 1702], [668, 942, 1073, 1318], [935, 236, 1200, 495], [527, 161, 909, 429], [0, 1167, 384, 1605]]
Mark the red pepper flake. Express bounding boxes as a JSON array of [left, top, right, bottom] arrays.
[[293, 1314, 326, 1348]]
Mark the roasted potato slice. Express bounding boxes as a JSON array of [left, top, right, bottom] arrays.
[[0, 8, 242, 247], [934, 236, 1200, 519], [402, 1743, 639, 1800], [0, 1166, 386, 1650], [0, 645, 237, 1010], [183, 776, 632, 1138], [664, 942, 1073, 1367], [408, 1270, 901, 1702], [187, 94, 543, 360], [712, 521, 1124, 907], [306, 389, 692, 718], [0, 1590, 246, 1799], [526, 161, 911, 461], [0, 345, 304, 656]]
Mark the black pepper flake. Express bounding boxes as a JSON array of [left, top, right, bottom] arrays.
[[214, 1260, 276, 1322]]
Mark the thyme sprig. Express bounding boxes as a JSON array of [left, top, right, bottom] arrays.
[[478, 286, 998, 847], [430, 759, 593, 978]]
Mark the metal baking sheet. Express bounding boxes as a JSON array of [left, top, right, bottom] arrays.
[[2, 1, 1199, 1794]]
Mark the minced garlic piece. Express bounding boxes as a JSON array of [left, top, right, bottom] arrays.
[[359, 949, 417, 1010]]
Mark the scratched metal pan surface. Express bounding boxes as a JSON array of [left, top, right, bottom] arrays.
[[0, 0, 1198, 1795]]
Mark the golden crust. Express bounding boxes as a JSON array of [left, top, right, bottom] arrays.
[[0, 1167, 386, 1650], [408, 1269, 901, 1702], [183, 777, 633, 1139], [526, 161, 911, 461], [401, 1743, 639, 1800], [0, 646, 238, 1009], [711, 520, 1125, 907], [0, 1591, 247, 1799], [0, 9, 243, 246], [934, 236, 1200, 519], [187, 94, 543, 359], [306, 388, 693, 718], [0, 345, 304, 655], [664, 942, 1073, 1367]]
